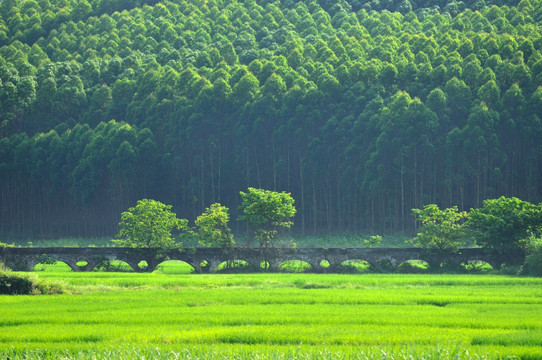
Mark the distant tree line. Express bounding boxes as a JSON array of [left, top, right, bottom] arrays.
[[0, 0, 541, 238]]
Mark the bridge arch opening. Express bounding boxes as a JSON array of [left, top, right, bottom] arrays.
[[33, 260, 72, 272], [198, 260, 212, 273], [336, 259, 371, 273], [215, 260, 255, 273], [94, 259, 134, 272], [377, 258, 395, 272], [319, 260, 330, 268], [460, 260, 493, 273], [155, 260, 195, 274], [316, 260, 332, 272], [76, 260, 89, 270], [397, 260, 430, 273], [278, 260, 312, 273]]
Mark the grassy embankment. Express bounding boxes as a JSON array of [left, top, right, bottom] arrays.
[[4, 233, 411, 248], [1, 267, 541, 359]]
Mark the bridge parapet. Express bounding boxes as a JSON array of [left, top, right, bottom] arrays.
[[0, 246, 521, 273]]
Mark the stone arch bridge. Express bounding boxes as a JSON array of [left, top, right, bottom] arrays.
[[0, 247, 516, 273]]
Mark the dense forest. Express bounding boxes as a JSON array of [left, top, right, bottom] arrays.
[[0, 0, 541, 239]]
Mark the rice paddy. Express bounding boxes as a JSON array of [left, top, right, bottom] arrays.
[[1, 266, 541, 359]]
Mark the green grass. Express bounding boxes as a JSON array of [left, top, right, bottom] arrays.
[[6, 237, 115, 247], [1, 273, 541, 359], [263, 233, 413, 248]]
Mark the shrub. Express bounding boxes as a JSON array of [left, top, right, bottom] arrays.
[[521, 236, 542, 276], [278, 260, 311, 273], [411, 204, 470, 255], [467, 197, 542, 256], [0, 270, 34, 295], [0, 267, 66, 295], [460, 260, 493, 273], [397, 260, 429, 273], [335, 260, 371, 273], [215, 260, 259, 273], [361, 235, 382, 248], [94, 259, 134, 272], [32, 277, 66, 295]]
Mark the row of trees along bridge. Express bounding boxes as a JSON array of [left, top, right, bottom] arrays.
[[113, 194, 541, 265], [2, 193, 540, 274]]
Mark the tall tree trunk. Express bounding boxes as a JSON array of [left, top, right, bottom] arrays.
[[218, 143, 221, 202], [400, 154, 405, 234], [314, 176, 318, 234], [209, 142, 215, 203], [299, 155, 305, 233], [200, 148, 205, 210]]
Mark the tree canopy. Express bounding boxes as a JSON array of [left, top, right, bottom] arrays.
[[195, 203, 234, 249], [0, 0, 541, 238], [411, 204, 470, 254], [113, 198, 188, 250], [238, 187, 296, 248], [467, 196, 542, 254]]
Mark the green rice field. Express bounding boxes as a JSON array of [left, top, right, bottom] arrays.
[[1, 265, 541, 359]]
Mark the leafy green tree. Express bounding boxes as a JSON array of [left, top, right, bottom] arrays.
[[113, 199, 189, 250], [231, 72, 260, 106], [521, 234, 542, 276], [444, 77, 471, 124], [467, 197, 542, 255], [71, 0, 92, 22], [411, 204, 470, 255], [238, 188, 296, 248], [477, 80, 500, 109], [196, 203, 234, 249]]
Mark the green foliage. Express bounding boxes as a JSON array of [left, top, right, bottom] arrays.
[[93, 259, 135, 272], [214, 260, 257, 273], [278, 260, 312, 273], [396, 260, 429, 273], [238, 188, 296, 248], [113, 199, 189, 250], [35, 254, 57, 265], [361, 235, 382, 248], [0, 270, 34, 294], [521, 235, 542, 276], [467, 197, 542, 254], [335, 259, 372, 273], [8, 237, 111, 247], [411, 204, 470, 253], [0, 0, 542, 239], [460, 260, 494, 273], [195, 203, 234, 249], [0, 268, 65, 295]]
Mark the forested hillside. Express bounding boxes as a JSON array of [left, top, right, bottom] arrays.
[[0, 0, 541, 238]]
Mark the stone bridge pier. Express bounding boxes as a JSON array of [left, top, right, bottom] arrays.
[[0, 246, 521, 273]]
